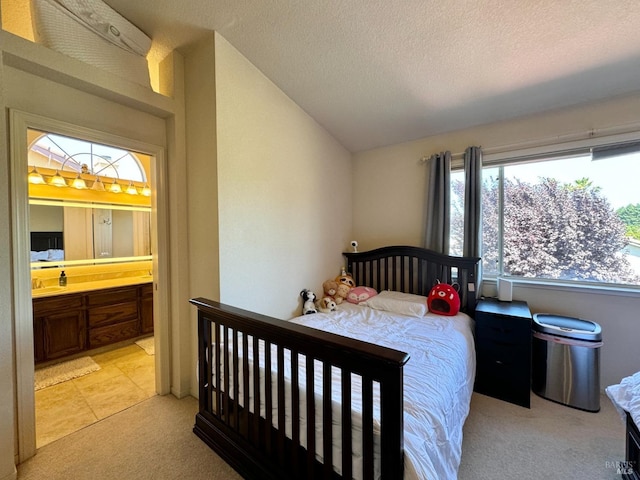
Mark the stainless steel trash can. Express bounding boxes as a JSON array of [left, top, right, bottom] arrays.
[[532, 314, 602, 412]]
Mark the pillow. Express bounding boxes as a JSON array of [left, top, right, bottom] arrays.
[[346, 286, 378, 304], [361, 290, 428, 317]]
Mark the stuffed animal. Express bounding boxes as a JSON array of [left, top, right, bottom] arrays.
[[427, 281, 461, 316], [300, 289, 318, 315], [333, 269, 355, 304], [346, 286, 377, 304], [334, 283, 351, 304], [315, 296, 337, 313], [322, 280, 339, 301], [335, 271, 356, 289]]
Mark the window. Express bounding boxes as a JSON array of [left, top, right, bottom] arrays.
[[451, 143, 640, 286], [30, 131, 147, 183]]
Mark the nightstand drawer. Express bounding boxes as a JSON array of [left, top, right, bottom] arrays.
[[477, 342, 528, 365], [476, 315, 530, 345], [475, 367, 530, 407]]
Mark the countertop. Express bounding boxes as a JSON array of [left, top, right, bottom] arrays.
[[32, 276, 153, 298]]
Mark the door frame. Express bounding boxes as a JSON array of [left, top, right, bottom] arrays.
[[10, 110, 171, 462]]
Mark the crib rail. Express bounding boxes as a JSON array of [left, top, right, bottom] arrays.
[[190, 298, 410, 480]]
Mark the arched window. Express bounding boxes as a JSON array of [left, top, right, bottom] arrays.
[[29, 131, 147, 183]]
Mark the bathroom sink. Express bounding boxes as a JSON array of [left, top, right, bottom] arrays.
[[33, 286, 66, 294]]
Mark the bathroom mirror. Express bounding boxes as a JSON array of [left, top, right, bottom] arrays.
[[29, 200, 151, 268]]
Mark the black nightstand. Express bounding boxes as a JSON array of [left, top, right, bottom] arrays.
[[474, 298, 532, 408]]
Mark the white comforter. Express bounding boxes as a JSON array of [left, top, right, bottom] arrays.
[[290, 303, 476, 480], [606, 371, 640, 427]]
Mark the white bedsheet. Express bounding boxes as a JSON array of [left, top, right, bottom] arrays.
[[606, 371, 640, 427], [291, 303, 476, 480], [210, 303, 475, 479]]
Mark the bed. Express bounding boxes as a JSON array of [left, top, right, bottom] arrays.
[[30, 231, 64, 262], [190, 245, 480, 479], [606, 372, 640, 479]]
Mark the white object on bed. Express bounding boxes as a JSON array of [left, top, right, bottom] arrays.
[[211, 302, 475, 480], [606, 371, 640, 427], [30, 249, 64, 262], [360, 290, 429, 317]]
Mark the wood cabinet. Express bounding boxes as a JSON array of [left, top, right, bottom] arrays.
[[87, 286, 140, 348], [140, 283, 154, 334], [474, 298, 532, 408], [33, 283, 152, 364], [33, 293, 86, 363]]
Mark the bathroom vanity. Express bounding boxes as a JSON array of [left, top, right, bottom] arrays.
[[33, 280, 153, 364]]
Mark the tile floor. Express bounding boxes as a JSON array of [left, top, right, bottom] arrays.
[[35, 341, 156, 448]]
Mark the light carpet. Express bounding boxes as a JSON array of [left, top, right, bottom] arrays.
[[16, 392, 625, 479], [135, 337, 155, 355], [34, 356, 101, 391]]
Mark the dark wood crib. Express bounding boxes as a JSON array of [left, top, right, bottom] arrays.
[[190, 245, 480, 480]]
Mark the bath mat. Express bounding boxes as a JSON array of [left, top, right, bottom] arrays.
[[35, 356, 101, 391], [135, 337, 155, 356]]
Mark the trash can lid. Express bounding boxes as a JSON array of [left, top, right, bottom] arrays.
[[532, 313, 602, 341]]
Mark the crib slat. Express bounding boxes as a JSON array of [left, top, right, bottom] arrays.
[[265, 341, 272, 456], [252, 336, 260, 445], [322, 363, 332, 478], [233, 329, 240, 430], [241, 333, 250, 437], [306, 355, 315, 479], [211, 321, 218, 416], [291, 349, 300, 477], [341, 370, 352, 479], [223, 325, 230, 424], [362, 378, 374, 479], [277, 346, 286, 466]]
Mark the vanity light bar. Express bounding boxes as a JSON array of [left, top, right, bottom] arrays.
[[28, 166, 150, 195]]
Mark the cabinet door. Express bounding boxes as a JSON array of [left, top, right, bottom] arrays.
[[43, 310, 87, 361], [140, 284, 153, 334], [33, 317, 45, 364]]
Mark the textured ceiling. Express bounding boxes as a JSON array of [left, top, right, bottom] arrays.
[[104, 0, 640, 152]]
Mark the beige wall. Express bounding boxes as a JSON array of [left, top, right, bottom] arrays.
[[184, 34, 220, 304], [214, 33, 352, 319], [352, 93, 640, 388]]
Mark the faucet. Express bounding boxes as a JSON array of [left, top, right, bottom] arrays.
[[31, 278, 44, 289]]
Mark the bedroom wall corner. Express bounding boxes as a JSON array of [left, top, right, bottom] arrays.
[[183, 33, 221, 304], [213, 32, 352, 319], [183, 34, 221, 397]]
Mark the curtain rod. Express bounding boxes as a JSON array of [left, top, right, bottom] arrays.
[[419, 120, 640, 164]]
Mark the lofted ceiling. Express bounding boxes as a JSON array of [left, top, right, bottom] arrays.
[[104, 0, 640, 153]]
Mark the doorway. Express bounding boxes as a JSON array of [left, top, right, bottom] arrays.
[[11, 110, 171, 462], [27, 128, 158, 447]]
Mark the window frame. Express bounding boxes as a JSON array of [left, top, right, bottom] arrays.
[[454, 130, 640, 293]]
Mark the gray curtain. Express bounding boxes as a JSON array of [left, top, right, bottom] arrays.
[[463, 146, 482, 258], [424, 151, 451, 253]]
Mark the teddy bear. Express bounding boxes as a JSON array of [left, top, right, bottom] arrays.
[[300, 289, 317, 315], [334, 271, 355, 304], [335, 272, 356, 289], [315, 296, 337, 313], [334, 282, 352, 304], [322, 279, 340, 303]]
